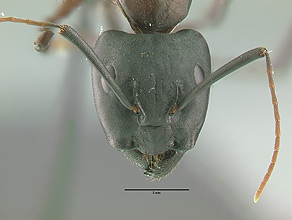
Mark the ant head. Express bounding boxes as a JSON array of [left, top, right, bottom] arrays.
[[116, 0, 192, 33]]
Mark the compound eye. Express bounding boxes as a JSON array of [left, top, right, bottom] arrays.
[[194, 64, 204, 85]]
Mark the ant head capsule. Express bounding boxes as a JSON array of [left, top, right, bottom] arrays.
[[92, 29, 211, 178], [116, 0, 192, 33]]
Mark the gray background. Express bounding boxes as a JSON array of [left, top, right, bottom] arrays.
[[0, 0, 292, 219]]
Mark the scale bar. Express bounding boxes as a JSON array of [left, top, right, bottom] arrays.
[[124, 188, 189, 192]]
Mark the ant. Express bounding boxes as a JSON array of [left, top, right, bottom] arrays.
[[0, 0, 280, 203]]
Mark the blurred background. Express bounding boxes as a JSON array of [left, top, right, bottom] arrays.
[[0, 0, 292, 219]]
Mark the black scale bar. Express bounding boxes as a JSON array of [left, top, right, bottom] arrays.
[[124, 188, 189, 191]]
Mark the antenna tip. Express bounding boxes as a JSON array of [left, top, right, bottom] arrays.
[[254, 191, 261, 203]]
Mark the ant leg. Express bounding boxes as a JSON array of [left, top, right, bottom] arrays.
[[172, 47, 280, 203], [34, 0, 84, 52]]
